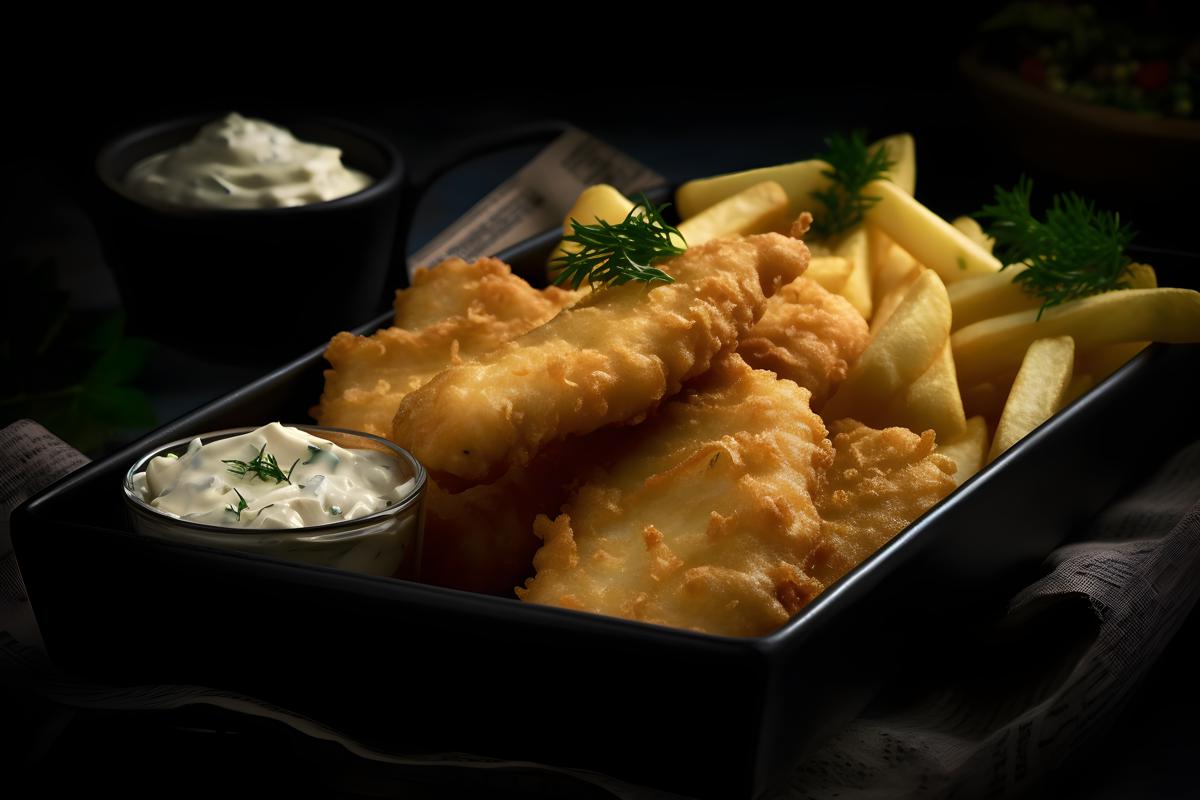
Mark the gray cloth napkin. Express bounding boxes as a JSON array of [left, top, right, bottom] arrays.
[[3, 418, 1199, 799]]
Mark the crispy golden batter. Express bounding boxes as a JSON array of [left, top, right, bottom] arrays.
[[314, 256, 574, 594], [418, 430, 623, 595], [517, 355, 835, 637], [315, 324, 494, 438], [420, 451, 566, 595], [806, 419, 957, 586], [392, 233, 812, 490], [517, 360, 958, 637], [314, 257, 571, 437], [394, 256, 573, 331], [737, 276, 870, 409]]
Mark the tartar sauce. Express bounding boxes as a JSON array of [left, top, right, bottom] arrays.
[[132, 423, 414, 529], [125, 113, 373, 209]]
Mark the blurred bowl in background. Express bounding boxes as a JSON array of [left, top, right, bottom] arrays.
[[93, 114, 405, 365], [961, 48, 1200, 194]]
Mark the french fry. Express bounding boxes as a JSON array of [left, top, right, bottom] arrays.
[[951, 216, 994, 253], [871, 263, 924, 334], [949, 265, 1034, 331], [952, 288, 1200, 387], [988, 336, 1075, 462], [949, 262, 1159, 332], [859, 130, 912, 299], [551, 180, 803, 281], [866, 222, 919, 301], [864, 179, 1003, 282], [547, 185, 637, 277], [1128, 263, 1158, 289], [676, 159, 829, 220], [823, 269, 952, 423], [871, 132, 915, 195], [937, 416, 989, 485], [884, 341, 968, 443], [834, 226, 872, 319], [867, 225, 894, 282], [675, 180, 790, 246], [872, 239, 922, 300], [675, 132, 913, 221], [806, 256, 853, 294]]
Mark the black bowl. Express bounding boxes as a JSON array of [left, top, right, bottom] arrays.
[[93, 113, 405, 365]]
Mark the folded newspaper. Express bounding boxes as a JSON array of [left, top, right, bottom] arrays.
[[4, 128, 1200, 798], [406, 126, 664, 273]]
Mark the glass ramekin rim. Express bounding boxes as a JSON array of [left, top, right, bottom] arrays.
[[122, 424, 427, 537]]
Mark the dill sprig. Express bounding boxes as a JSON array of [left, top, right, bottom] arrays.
[[551, 194, 684, 290], [223, 444, 299, 484], [810, 131, 895, 239], [226, 488, 248, 520], [976, 176, 1136, 319]]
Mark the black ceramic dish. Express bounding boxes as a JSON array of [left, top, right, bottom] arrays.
[[12, 230, 1200, 798], [93, 113, 406, 363]]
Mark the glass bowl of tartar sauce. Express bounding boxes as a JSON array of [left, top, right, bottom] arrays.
[[123, 422, 426, 579]]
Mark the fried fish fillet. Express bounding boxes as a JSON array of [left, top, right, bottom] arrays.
[[517, 358, 958, 637], [737, 276, 870, 409], [392, 233, 812, 490], [314, 257, 572, 437], [806, 419, 957, 587], [394, 256, 574, 331], [314, 256, 574, 594], [517, 355, 834, 636], [315, 324, 498, 438], [315, 327, 567, 593], [419, 451, 567, 595]]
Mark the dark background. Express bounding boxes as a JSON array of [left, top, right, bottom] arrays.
[[4, 3, 1199, 797], [7, 5, 1198, 454]]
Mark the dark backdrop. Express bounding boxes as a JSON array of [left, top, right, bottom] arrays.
[[3, 5, 1198, 798]]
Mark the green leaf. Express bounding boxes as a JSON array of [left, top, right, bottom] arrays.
[[85, 336, 151, 388], [81, 385, 157, 429], [86, 313, 125, 353], [976, 176, 1136, 317], [810, 131, 895, 239], [550, 195, 683, 290], [1, 259, 157, 455]]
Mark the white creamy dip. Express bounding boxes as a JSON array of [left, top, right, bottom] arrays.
[[132, 423, 415, 529], [125, 113, 373, 209]]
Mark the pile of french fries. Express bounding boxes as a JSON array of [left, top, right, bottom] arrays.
[[550, 135, 1200, 486]]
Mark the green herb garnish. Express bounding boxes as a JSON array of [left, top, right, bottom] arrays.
[[551, 194, 684, 290], [223, 444, 299, 484], [976, 176, 1136, 318], [810, 131, 895, 239], [302, 444, 339, 471], [1, 254, 156, 456], [226, 489, 248, 520]]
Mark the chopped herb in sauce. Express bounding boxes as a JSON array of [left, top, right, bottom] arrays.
[[226, 488, 248, 520], [223, 443, 298, 484]]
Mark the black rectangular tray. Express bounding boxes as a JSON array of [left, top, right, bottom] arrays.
[[12, 232, 1200, 799]]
